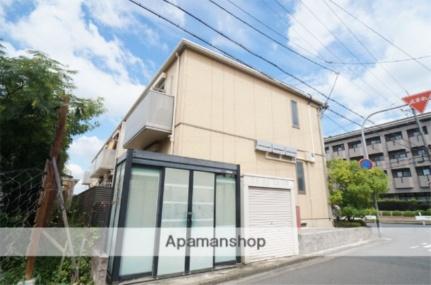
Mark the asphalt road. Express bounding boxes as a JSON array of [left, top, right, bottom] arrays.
[[227, 224, 431, 285]]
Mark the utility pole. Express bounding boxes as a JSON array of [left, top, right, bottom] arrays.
[[25, 96, 69, 281], [360, 104, 406, 238]]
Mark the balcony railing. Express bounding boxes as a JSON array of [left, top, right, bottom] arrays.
[[332, 150, 347, 159], [374, 160, 387, 169], [91, 148, 116, 178], [413, 155, 429, 165], [82, 171, 92, 185], [386, 139, 407, 152], [123, 90, 174, 149], [348, 147, 363, 158], [409, 134, 430, 147], [393, 177, 414, 189], [418, 175, 430, 188], [367, 143, 383, 154], [389, 157, 409, 168]]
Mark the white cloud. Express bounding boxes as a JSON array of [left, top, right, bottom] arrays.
[[1, 0, 146, 118], [65, 163, 86, 194], [69, 135, 104, 161]]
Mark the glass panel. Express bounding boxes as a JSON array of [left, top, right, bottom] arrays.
[[107, 162, 125, 274], [119, 168, 161, 276], [190, 172, 215, 271], [291, 100, 299, 128], [215, 175, 236, 263], [157, 168, 189, 276]]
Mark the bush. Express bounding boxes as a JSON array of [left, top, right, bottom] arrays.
[[364, 208, 377, 215], [378, 199, 429, 211], [424, 209, 431, 216], [381, 211, 392, 216], [334, 220, 366, 227], [402, 211, 417, 217], [392, 210, 403, 216]]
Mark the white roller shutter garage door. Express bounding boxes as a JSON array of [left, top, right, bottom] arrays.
[[245, 186, 297, 263]]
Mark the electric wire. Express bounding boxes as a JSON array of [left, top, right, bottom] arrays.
[[327, 0, 431, 73]]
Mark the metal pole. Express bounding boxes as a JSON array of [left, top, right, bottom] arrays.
[[360, 104, 407, 237], [411, 108, 431, 165]]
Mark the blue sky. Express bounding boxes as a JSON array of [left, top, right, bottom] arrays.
[[1, 0, 430, 192]]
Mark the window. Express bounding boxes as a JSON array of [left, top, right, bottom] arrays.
[[291, 100, 299, 128], [332, 144, 345, 152], [407, 127, 428, 137], [385, 132, 402, 142], [348, 141, 361, 149], [417, 166, 431, 176], [296, 161, 306, 193], [369, 154, 384, 162], [366, 136, 381, 145], [392, 168, 411, 178], [389, 150, 408, 160], [412, 146, 427, 157], [325, 146, 329, 153]]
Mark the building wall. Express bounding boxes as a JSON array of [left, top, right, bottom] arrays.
[[164, 49, 331, 227], [325, 115, 431, 200]]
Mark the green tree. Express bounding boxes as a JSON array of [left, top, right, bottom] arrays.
[[328, 159, 388, 220], [0, 46, 104, 172], [0, 46, 104, 284]]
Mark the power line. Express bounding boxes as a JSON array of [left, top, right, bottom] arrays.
[[156, 0, 368, 121], [271, 0, 341, 64], [322, 0, 410, 96], [324, 113, 351, 133], [297, 0, 404, 101], [326, 55, 431, 65], [128, 0, 372, 131], [208, 0, 337, 73], [224, 0, 323, 61], [327, 0, 431, 73]]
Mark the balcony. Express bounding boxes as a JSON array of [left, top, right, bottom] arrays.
[[332, 150, 347, 159], [374, 160, 387, 169], [418, 175, 430, 188], [367, 143, 383, 154], [82, 171, 92, 185], [386, 139, 407, 152], [123, 90, 174, 149], [409, 134, 430, 147], [389, 158, 409, 168], [91, 148, 116, 178], [413, 155, 429, 165], [348, 147, 363, 158], [393, 177, 414, 189]]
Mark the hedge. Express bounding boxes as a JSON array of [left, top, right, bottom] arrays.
[[379, 210, 430, 217], [378, 199, 430, 211]]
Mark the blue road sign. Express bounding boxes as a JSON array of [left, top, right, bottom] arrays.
[[359, 159, 373, 170]]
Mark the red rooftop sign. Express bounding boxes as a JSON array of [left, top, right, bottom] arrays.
[[402, 90, 431, 113]]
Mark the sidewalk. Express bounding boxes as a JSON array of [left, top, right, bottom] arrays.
[[120, 237, 379, 285]]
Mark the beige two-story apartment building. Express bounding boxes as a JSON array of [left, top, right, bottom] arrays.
[[84, 40, 332, 282]]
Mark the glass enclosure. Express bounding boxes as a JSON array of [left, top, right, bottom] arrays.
[[107, 150, 239, 283]]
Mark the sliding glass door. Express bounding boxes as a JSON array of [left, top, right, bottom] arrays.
[[189, 171, 215, 272], [157, 168, 190, 276]]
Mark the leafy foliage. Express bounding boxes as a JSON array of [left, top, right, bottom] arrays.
[[0, 45, 103, 284], [328, 159, 388, 221], [0, 46, 104, 172]]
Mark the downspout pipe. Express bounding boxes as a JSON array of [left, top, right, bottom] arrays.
[[170, 52, 180, 154]]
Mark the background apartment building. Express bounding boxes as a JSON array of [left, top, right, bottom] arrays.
[[325, 112, 431, 201]]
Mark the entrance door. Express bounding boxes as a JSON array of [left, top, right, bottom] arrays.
[[156, 170, 237, 277], [157, 168, 190, 276], [189, 171, 215, 272]]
